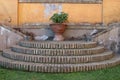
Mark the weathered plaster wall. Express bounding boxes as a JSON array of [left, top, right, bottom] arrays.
[[0, 25, 23, 50], [0, 0, 18, 25], [94, 26, 120, 53], [18, 3, 102, 25], [103, 0, 120, 24], [0, 0, 120, 26]]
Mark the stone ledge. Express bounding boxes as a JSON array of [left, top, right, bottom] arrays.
[[19, 0, 102, 4], [18, 23, 107, 30]]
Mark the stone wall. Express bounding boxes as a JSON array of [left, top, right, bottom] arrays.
[[0, 24, 24, 51], [94, 23, 120, 53], [19, 23, 115, 52], [19, 24, 106, 40], [21, 28, 93, 39]]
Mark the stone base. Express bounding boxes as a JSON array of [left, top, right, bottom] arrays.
[[54, 34, 64, 41]]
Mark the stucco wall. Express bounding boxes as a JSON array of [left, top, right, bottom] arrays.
[[18, 0, 120, 25], [0, 0, 120, 26], [18, 3, 102, 25], [0, 0, 18, 25], [103, 0, 120, 24]]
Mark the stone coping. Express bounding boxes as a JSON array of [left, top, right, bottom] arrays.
[[18, 23, 107, 30], [0, 24, 26, 37], [19, 0, 102, 4], [93, 26, 114, 38]]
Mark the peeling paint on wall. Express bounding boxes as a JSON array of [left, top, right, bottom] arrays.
[[0, 26, 23, 50], [43, 4, 62, 17], [0, 27, 10, 35]]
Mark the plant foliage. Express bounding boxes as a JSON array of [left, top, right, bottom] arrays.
[[50, 12, 68, 23]]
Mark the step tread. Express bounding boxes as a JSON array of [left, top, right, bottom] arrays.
[[19, 41, 97, 49], [0, 54, 119, 72], [0, 54, 120, 66], [2, 49, 113, 63], [11, 45, 105, 56], [3, 49, 112, 57], [20, 41, 96, 44], [12, 45, 104, 50]]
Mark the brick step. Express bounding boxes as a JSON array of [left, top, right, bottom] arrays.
[[19, 41, 97, 49], [11, 45, 105, 56], [3, 49, 114, 64], [0, 54, 120, 73]]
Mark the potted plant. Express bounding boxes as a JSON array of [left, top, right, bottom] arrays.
[[50, 12, 68, 41]]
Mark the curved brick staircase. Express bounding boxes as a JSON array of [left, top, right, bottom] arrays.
[[0, 41, 120, 73]]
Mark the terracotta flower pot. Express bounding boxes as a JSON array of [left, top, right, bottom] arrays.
[[50, 23, 67, 41]]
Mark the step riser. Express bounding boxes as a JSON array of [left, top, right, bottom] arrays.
[[0, 59, 120, 73], [11, 47, 105, 56], [19, 41, 97, 49], [2, 52, 114, 64]]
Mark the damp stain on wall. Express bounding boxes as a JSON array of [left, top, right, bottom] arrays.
[[43, 4, 63, 17]]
